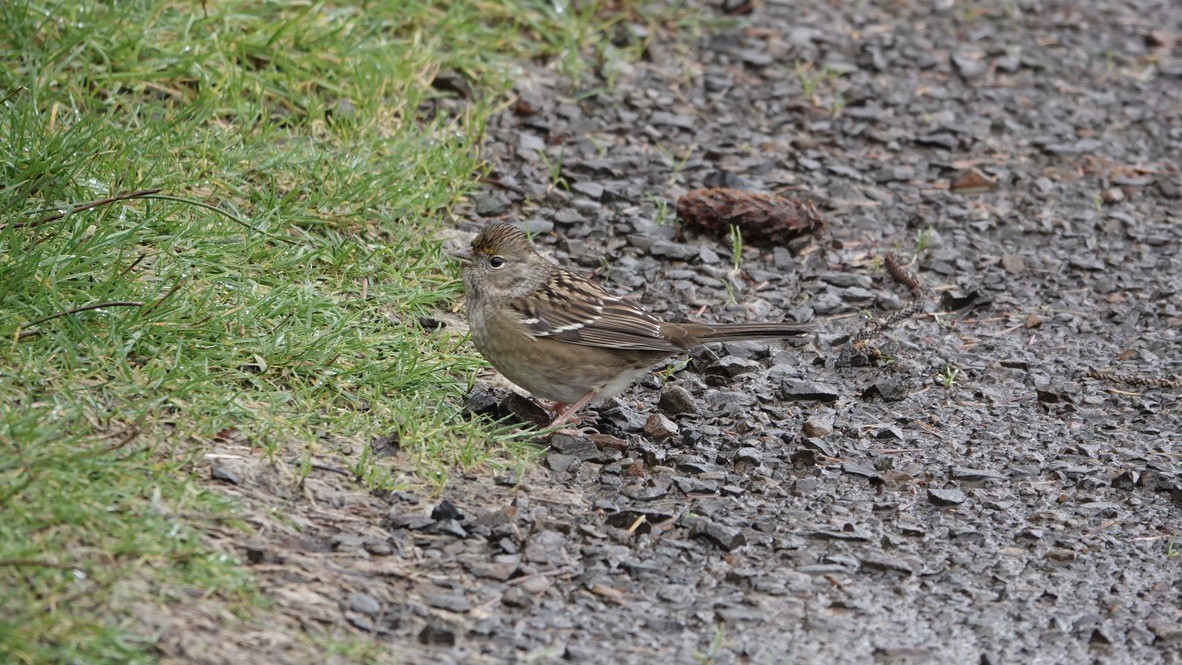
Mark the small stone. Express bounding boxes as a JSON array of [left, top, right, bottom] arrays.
[[657, 584, 693, 604], [361, 540, 394, 557], [329, 97, 356, 122], [604, 402, 648, 432], [651, 111, 696, 129], [928, 488, 967, 506], [842, 462, 882, 482], [430, 71, 470, 98], [952, 53, 987, 79], [518, 575, 553, 595], [570, 181, 604, 200], [369, 432, 400, 458], [797, 563, 851, 575], [995, 54, 1021, 72], [523, 529, 568, 565], [1101, 187, 1124, 204], [500, 392, 551, 427], [1078, 501, 1120, 516], [418, 621, 456, 646], [516, 132, 545, 153], [331, 534, 365, 551], [780, 380, 840, 402], [425, 594, 472, 613], [738, 48, 774, 67], [1068, 257, 1105, 272], [819, 273, 873, 289], [474, 191, 511, 216], [553, 208, 583, 225], [650, 240, 697, 260], [842, 287, 876, 303], [792, 477, 818, 495], [547, 453, 580, 473], [802, 415, 833, 437], [347, 592, 381, 616], [345, 612, 375, 632], [705, 356, 762, 379], [1148, 617, 1182, 645], [431, 499, 464, 522], [951, 467, 1005, 482], [517, 218, 553, 235], [1001, 254, 1025, 274], [502, 586, 534, 608], [658, 385, 698, 416], [674, 476, 719, 494], [433, 519, 468, 539], [1110, 470, 1136, 490], [1036, 385, 1075, 404], [915, 132, 959, 150], [550, 432, 604, 461], [801, 436, 836, 457], [734, 447, 762, 466], [463, 387, 501, 418], [643, 413, 679, 440], [809, 527, 871, 542], [858, 552, 914, 575], [862, 376, 908, 402], [209, 461, 242, 485], [683, 515, 746, 551], [468, 561, 517, 581], [385, 512, 435, 531], [1045, 548, 1076, 562], [940, 290, 980, 311]]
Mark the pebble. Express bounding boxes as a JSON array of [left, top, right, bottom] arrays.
[[927, 488, 968, 506], [418, 621, 456, 646], [347, 592, 381, 616], [643, 412, 679, 440], [704, 356, 762, 378], [779, 380, 840, 402], [650, 240, 697, 260], [734, 447, 762, 466], [802, 415, 833, 437], [683, 515, 746, 551]]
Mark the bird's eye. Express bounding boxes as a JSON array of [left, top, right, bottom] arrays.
[[488, 256, 506, 269]]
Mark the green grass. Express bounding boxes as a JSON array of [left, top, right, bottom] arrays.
[[0, 0, 610, 661]]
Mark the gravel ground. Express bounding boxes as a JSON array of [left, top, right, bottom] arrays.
[[168, 1, 1181, 663]]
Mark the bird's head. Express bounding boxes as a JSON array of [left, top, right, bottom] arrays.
[[457, 223, 552, 299]]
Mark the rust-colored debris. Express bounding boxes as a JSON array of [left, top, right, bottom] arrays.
[[949, 168, 997, 194], [676, 188, 825, 248]]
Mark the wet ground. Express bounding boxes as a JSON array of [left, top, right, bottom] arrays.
[[167, 1, 1181, 663]]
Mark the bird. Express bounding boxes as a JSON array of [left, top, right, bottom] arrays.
[[455, 223, 812, 426]]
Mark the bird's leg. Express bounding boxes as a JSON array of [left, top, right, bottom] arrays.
[[549, 387, 602, 431], [528, 397, 582, 426]]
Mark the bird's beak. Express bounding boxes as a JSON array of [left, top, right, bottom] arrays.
[[446, 246, 472, 265]]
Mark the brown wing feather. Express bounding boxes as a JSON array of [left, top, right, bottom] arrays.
[[510, 270, 683, 353]]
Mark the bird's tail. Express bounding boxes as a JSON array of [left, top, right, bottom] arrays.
[[681, 321, 813, 343]]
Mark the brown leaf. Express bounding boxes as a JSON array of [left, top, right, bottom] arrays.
[[950, 168, 998, 194], [675, 188, 825, 248]]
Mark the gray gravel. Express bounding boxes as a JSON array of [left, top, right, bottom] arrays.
[[392, 1, 1182, 663]]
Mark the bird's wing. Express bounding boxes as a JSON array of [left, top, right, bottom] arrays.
[[509, 269, 684, 353]]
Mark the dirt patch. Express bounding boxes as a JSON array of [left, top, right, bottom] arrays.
[[161, 0, 1181, 662]]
